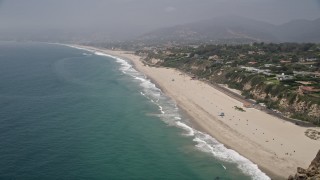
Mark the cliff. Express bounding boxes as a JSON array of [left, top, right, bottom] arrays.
[[203, 68, 320, 125], [139, 43, 320, 125], [288, 150, 320, 180]]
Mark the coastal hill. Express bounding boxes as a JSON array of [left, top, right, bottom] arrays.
[[138, 16, 320, 44], [137, 43, 320, 125]]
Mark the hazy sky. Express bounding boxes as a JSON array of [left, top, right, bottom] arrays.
[[0, 0, 319, 38]]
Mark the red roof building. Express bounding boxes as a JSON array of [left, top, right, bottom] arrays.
[[299, 86, 320, 94]]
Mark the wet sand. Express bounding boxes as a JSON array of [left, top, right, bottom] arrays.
[[76, 46, 320, 179]]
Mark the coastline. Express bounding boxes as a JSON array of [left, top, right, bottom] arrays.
[[69, 45, 320, 179]]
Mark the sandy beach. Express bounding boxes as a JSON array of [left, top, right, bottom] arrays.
[[75, 45, 320, 179]]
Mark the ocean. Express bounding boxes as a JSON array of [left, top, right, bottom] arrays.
[[0, 41, 269, 179]]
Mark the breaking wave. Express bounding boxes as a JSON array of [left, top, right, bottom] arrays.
[[67, 45, 270, 180]]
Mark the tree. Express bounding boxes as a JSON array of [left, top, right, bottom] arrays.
[[291, 55, 299, 63]]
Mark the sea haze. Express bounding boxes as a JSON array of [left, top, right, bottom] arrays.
[[0, 41, 262, 179]]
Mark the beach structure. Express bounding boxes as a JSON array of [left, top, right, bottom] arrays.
[[243, 102, 253, 108]]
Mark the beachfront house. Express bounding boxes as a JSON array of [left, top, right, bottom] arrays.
[[276, 73, 294, 81], [298, 86, 320, 94]]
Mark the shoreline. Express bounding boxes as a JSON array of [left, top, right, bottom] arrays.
[[69, 45, 320, 179]]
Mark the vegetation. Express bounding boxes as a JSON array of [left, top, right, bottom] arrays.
[[138, 43, 320, 125], [234, 106, 246, 112]]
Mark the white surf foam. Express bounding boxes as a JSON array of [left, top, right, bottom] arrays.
[[176, 121, 195, 136], [109, 53, 271, 180], [65, 44, 271, 180], [159, 106, 165, 114], [192, 131, 270, 180], [62, 44, 96, 53]]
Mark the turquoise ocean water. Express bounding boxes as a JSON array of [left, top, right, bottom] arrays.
[[0, 42, 269, 179]]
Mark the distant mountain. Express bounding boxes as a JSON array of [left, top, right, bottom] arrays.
[[138, 16, 320, 44], [275, 18, 320, 43]]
